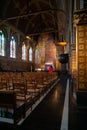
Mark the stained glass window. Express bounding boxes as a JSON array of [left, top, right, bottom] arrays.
[[35, 47, 41, 65], [10, 36, 16, 58], [22, 43, 26, 60], [29, 47, 32, 61], [0, 30, 5, 56]]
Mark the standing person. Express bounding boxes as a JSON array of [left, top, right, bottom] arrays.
[[49, 65, 53, 73]]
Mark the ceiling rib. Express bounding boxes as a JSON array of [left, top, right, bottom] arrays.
[[1, 9, 65, 21]]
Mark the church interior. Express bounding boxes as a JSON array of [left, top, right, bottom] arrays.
[[0, 0, 87, 129]]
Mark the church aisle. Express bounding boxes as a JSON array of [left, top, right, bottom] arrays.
[[20, 80, 66, 130]]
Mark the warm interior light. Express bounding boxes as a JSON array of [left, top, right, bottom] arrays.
[[57, 41, 67, 46], [56, 35, 68, 46], [26, 36, 31, 39]]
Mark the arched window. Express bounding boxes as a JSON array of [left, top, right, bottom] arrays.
[[29, 47, 33, 61], [35, 47, 41, 65], [0, 30, 5, 56], [10, 36, 16, 58], [22, 43, 26, 60]]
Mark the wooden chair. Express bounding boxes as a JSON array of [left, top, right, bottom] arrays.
[[12, 78, 32, 103], [0, 78, 8, 90]]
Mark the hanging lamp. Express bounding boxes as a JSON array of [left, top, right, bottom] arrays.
[[57, 35, 68, 46]]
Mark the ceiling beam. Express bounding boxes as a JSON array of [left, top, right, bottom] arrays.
[[27, 29, 58, 36], [1, 9, 65, 21]]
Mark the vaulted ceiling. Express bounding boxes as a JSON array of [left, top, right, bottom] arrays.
[[0, 0, 69, 38]]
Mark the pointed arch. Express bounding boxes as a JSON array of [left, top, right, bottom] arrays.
[[22, 43, 26, 60], [0, 30, 6, 56], [35, 46, 41, 65], [29, 46, 33, 61], [10, 36, 16, 58]]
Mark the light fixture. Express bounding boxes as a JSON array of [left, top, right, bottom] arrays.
[[26, 35, 31, 40], [56, 35, 68, 46], [58, 41, 67, 46]]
